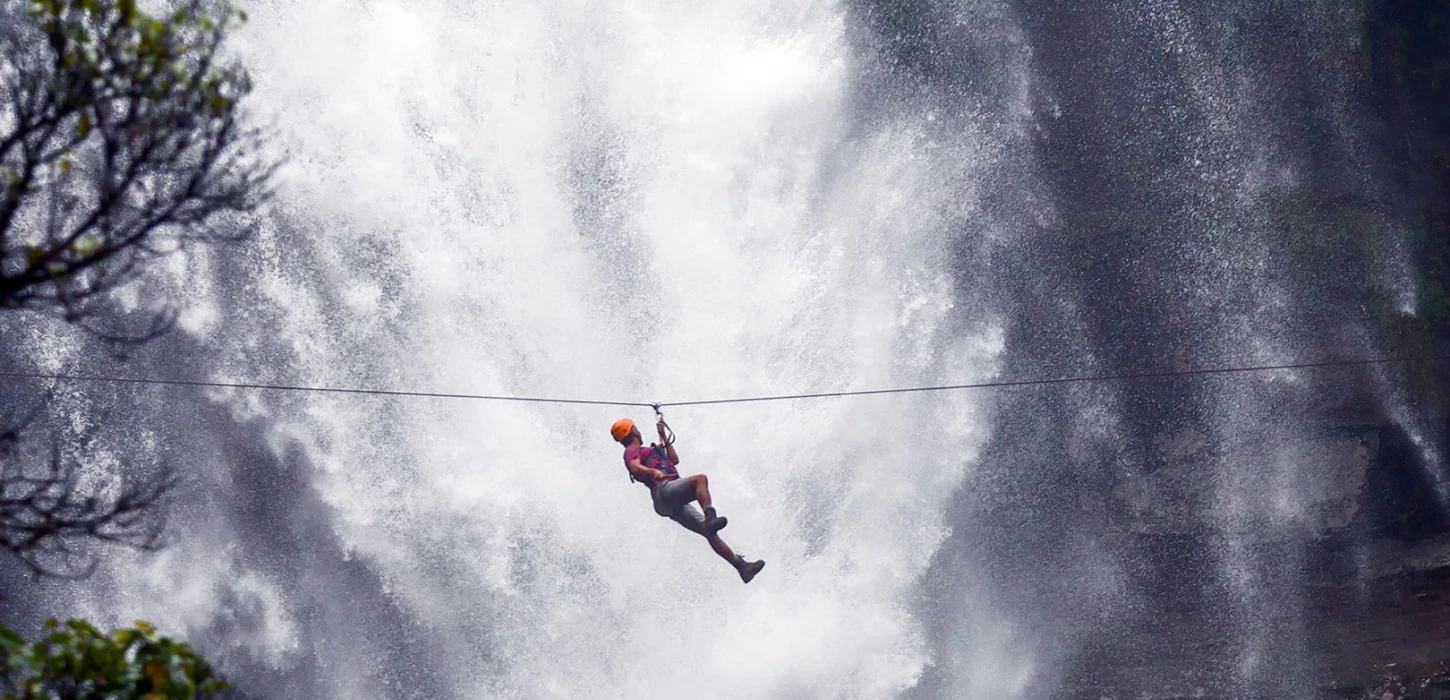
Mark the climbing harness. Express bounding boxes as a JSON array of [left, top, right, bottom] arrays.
[[624, 404, 679, 485]]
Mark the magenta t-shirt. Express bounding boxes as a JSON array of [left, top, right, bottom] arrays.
[[623, 444, 675, 488]]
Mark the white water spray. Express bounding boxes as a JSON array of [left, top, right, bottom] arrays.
[[75, 1, 1025, 697]]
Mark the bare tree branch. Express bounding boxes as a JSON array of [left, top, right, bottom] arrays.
[[0, 0, 268, 576], [0, 0, 274, 340], [0, 405, 176, 579]]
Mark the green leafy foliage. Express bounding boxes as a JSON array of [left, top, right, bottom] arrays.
[[0, 619, 225, 699]]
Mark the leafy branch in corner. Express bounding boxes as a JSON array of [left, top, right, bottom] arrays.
[[0, 618, 227, 698], [0, 0, 274, 340]]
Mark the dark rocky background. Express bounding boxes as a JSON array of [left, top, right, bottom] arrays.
[[852, 0, 1450, 697]]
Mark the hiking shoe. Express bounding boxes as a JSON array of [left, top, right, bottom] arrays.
[[702, 507, 727, 535], [738, 558, 766, 584]]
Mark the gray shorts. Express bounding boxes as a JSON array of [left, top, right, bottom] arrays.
[[651, 478, 704, 535]]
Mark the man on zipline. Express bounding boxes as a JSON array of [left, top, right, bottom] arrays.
[[611, 417, 766, 583]]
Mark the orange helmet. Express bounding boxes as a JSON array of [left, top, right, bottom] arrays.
[[610, 418, 635, 442]]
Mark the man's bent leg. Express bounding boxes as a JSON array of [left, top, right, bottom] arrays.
[[707, 533, 737, 564], [674, 505, 763, 583], [670, 504, 707, 534], [710, 533, 765, 583], [687, 474, 713, 509], [686, 474, 728, 534], [673, 506, 734, 563]]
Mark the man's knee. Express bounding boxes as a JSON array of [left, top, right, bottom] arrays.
[[692, 473, 709, 487]]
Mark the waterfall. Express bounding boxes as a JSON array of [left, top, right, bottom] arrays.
[[3, 0, 1443, 698], [3, 0, 1016, 697]]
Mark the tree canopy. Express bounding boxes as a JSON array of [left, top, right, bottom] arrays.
[[0, 0, 270, 577], [0, 0, 272, 337]]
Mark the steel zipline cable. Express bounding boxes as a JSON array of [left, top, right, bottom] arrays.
[[0, 354, 1421, 411], [0, 370, 654, 408], [658, 356, 1404, 408]]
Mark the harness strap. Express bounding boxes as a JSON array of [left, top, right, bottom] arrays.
[[651, 444, 678, 477], [623, 445, 677, 484]]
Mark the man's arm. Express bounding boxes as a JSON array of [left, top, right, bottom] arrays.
[[657, 422, 680, 465], [626, 457, 670, 482]]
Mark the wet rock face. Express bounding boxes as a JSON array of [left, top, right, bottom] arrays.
[[1046, 417, 1450, 700], [1328, 671, 1450, 700], [1357, 423, 1450, 543], [1079, 414, 1444, 554], [1110, 427, 1377, 539]]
